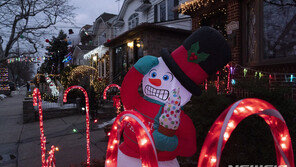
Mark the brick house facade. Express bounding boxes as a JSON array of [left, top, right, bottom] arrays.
[[180, 0, 296, 99], [181, 0, 296, 72]]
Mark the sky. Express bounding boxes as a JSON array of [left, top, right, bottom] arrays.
[[53, 0, 124, 35]]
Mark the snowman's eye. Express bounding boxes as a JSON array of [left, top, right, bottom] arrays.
[[151, 72, 157, 78], [163, 75, 169, 81]]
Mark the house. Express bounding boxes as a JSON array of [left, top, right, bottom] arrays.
[[71, 45, 98, 66], [92, 12, 117, 46], [179, 0, 296, 98], [106, 0, 193, 83], [179, 0, 296, 73], [75, 13, 117, 79]]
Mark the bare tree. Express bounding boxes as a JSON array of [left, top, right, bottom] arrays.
[[0, 0, 75, 62], [8, 61, 35, 84], [264, 0, 296, 7]]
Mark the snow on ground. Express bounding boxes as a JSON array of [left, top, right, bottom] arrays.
[[97, 117, 115, 129], [0, 94, 7, 100], [34, 101, 76, 110]]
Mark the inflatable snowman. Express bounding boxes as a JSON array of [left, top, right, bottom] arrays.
[[118, 27, 231, 167]]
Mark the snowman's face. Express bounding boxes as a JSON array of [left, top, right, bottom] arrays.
[[142, 57, 192, 106]]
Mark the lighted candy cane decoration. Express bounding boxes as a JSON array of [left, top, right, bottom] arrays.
[[46, 145, 57, 167], [198, 98, 295, 167], [103, 84, 126, 112], [33, 88, 57, 167], [105, 110, 158, 167], [63, 86, 91, 167]]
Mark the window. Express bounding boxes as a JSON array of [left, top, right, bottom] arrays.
[[128, 13, 139, 30], [263, 0, 296, 59], [154, 0, 178, 22], [243, 0, 296, 65]]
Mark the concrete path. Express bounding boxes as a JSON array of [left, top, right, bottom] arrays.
[[0, 88, 108, 167]]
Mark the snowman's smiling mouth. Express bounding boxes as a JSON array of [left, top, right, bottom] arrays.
[[144, 85, 169, 101]]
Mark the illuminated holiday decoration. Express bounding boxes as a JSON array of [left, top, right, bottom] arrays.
[[259, 72, 263, 79], [226, 65, 231, 94], [105, 110, 158, 167], [178, 0, 225, 14], [63, 86, 91, 167], [216, 71, 220, 93], [0, 68, 9, 91], [103, 84, 125, 113], [0, 68, 8, 82], [290, 75, 295, 82], [198, 98, 295, 167], [33, 88, 57, 167], [231, 79, 236, 85], [6, 56, 42, 64], [45, 74, 59, 97], [209, 62, 296, 95], [243, 68, 247, 77], [62, 52, 72, 63]]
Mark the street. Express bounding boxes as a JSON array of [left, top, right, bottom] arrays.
[[0, 87, 107, 167]]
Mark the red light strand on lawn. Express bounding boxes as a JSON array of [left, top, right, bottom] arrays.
[[63, 86, 91, 167], [198, 98, 295, 167], [46, 145, 56, 167], [33, 88, 57, 167], [105, 110, 158, 167]]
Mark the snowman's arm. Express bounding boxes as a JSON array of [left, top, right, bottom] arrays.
[[175, 112, 197, 157], [121, 66, 144, 110]]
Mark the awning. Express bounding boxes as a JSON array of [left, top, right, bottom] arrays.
[[83, 45, 108, 60]]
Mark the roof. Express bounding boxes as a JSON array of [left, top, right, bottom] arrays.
[[81, 24, 92, 31], [97, 12, 117, 22], [76, 45, 98, 51], [104, 23, 192, 47]]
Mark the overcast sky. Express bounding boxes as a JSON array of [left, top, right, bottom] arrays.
[[53, 0, 123, 34]]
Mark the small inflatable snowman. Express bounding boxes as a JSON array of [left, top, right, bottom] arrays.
[[118, 27, 231, 167]]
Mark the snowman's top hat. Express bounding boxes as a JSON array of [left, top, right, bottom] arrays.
[[161, 26, 231, 96]]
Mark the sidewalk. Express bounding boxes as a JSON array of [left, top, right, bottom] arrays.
[[0, 88, 108, 167]]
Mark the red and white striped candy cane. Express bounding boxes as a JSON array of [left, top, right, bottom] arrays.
[[63, 86, 91, 167], [33, 88, 57, 167], [198, 98, 294, 167], [105, 110, 158, 167]]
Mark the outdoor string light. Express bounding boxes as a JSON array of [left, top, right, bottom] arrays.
[[63, 86, 91, 167], [198, 98, 295, 167], [33, 88, 57, 167], [105, 110, 158, 167]]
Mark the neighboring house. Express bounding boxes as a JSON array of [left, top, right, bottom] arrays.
[[179, 0, 296, 73], [71, 45, 98, 66], [179, 0, 296, 99], [106, 0, 192, 83], [113, 0, 191, 35], [93, 12, 117, 46]]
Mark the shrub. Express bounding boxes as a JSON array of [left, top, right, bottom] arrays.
[[179, 78, 296, 166]]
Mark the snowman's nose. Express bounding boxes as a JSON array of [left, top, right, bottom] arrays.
[[149, 78, 161, 86]]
